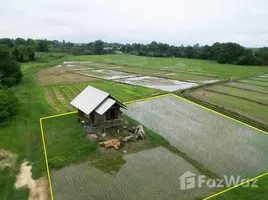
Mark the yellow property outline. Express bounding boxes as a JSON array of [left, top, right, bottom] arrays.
[[39, 93, 268, 200]]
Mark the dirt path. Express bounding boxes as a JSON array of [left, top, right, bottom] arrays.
[[15, 161, 50, 200]]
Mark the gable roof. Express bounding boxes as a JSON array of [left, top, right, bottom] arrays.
[[95, 98, 116, 115], [70, 86, 126, 115]]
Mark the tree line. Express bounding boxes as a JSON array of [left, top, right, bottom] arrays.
[[0, 45, 22, 123], [1, 38, 268, 66], [122, 42, 268, 66]]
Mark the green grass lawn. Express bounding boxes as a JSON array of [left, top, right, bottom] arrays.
[[67, 54, 268, 79]]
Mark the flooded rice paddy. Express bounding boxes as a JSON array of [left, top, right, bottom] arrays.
[[52, 147, 214, 200], [117, 76, 199, 92], [124, 95, 268, 179], [78, 69, 138, 80]]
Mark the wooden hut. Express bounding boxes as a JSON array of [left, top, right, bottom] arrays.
[[71, 86, 126, 129]]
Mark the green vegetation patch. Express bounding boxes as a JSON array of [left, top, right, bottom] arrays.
[[42, 114, 98, 169], [207, 85, 268, 105], [214, 175, 268, 200], [89, 156, 126, 174], [67, 54, 268, 79], [0, 54, 68, 198]]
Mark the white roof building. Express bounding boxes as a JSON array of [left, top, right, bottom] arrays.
[[70, 86, 126, 116]]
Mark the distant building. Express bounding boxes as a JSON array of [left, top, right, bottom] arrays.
[[103, 47, 113, 50], [71, 86, 126, 129]]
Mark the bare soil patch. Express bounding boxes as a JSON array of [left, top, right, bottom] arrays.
[[15, 161, 50, 200], [0, 149, 17, 169], [36, 66, 95, 86]]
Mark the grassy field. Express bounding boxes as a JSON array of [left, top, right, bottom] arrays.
[[43, 80, 165, 113], [207, 85, 268, 105], [67, 54, 268, 79], [0, 56, 67, 200], [189, 89, 268, 125]]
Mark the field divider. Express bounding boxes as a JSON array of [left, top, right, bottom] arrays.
[[124, 93, 171, 104], [39, 92, 268, 200], [250, 78, 268, 83], [39, 118, 54, 200]]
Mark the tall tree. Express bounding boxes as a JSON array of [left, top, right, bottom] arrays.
[[0, 88, 19, 122], [0, 45, 22, 87], [93, 40, 104, 55], [37, 40, 49, 52]]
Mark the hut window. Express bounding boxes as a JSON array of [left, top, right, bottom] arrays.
[[106, 108, 118, 120]]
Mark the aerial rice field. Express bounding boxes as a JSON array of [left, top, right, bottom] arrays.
[[187, 74, 268, 126], [38, 57, 268, 199], [42, 80, 165, 112], [124, 95, 268, 179], [189, 89, 268, 125], [66, 54, 268, 79], [51, 147, 215, 200]]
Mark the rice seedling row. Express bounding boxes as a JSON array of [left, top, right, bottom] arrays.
[[206, 85, 268, 106]]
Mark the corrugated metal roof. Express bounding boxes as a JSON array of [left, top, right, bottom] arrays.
[[95, 98, 116, 115], [70, 86, 109, 115]]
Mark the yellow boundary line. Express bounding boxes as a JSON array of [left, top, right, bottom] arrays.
[[39, 93, 268, 200], [39, 118, 54, 200]]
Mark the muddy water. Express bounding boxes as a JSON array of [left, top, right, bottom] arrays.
[[190, 80, 219, 84], [118, 76, 198, 92], [81, 69, 138, 80], [124, 96, 268, 179], [52, 147, 214, 200]]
